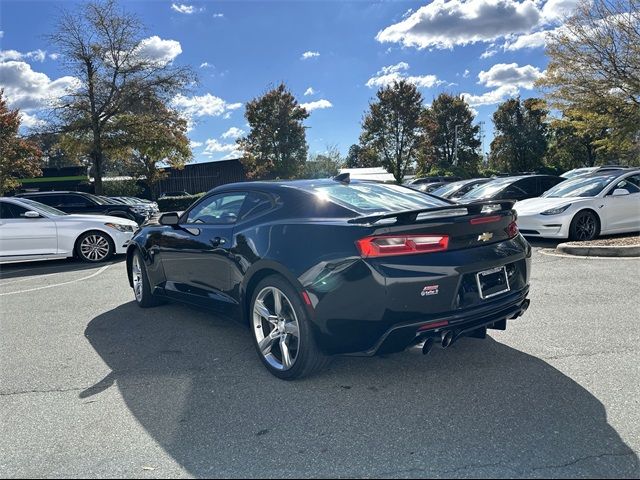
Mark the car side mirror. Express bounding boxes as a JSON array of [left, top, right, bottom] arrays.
[[159, 212, 180, 226], [23, 211, 42, 218], [612, 188, 630, 196]]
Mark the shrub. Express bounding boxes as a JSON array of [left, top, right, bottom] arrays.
[[103, 179, 143, 197], [157, 193, 205, 212]]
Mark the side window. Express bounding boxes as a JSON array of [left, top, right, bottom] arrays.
[[0, 202, 29, 219], [517, 178, 538, 196], [608, 175, 640, 195], [31, 195, 60, 207], [540, 177, 562, 194], [500, 184, 527, 199], [239, 192, 273, 221], [185, 193, 247, 225], [62, 194, 93, 208]]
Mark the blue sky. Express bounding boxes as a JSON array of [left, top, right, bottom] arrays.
[[0, 0, 578, 163]]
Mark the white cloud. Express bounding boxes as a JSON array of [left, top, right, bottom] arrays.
[[0, 60, 79, 111], [463, 69, 470, 78], [19, 111, 46, 129], [300, 99, 333, 111], [503, 28, 554, 50], [136, 36, 182, 65], [480, 48, 497, 59], [0, 31, 4, 39], [221, 127, 246, 139], [478, 62, 543, 89], [304, 87, 315, 96], [189, 141, 203, 148], [366, 62, 442, 89], [220, 150, 243, 160], [49, 53, 60, 61], [212, 13, 224, 18], [0, 49, 47, 63], [172, 93, 242, 120], [541, 0, 580, 22], [171, 3, 195, 14], [376, 0, 541, 49], [200, 62, 212, 68], [461, 85, 520, 106], [203, 138, 238, 155], [301, 51, 320, 60]]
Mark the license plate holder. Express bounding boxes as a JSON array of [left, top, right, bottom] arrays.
[[476, 266, 510, 300]]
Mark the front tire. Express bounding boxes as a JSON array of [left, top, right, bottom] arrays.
[[76, 231, 114, 263], [569, 210, 599, 241], [131, 251, 163, 307], [250, 275, 329, 380]]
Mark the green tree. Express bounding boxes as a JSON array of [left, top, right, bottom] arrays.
[[360, 80, 425, 183], [238, 83, 309, 179], [544, 113, 609, 171], [418, 93, 481, 176], [49, 0, 194, 194], [301, 146, 343, 179], [490, 98, 549, 173], [538, 0, 640, 164], [344, 143, 379, 168], [0, 91, 42, 194]]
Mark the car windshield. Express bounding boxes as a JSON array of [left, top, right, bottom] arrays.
[[306, 182, 449, 214], [19, 198, 67, 216], [431, 181, 467, 198], [543, 174, 620, 198], [562, 168, 596, 179], [82, 193, 110, 205], [459, 177, 516, 200]]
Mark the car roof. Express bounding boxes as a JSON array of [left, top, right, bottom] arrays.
[[18, 190, 86, 195], [211, 178, 403, 194], [581, 168, 639, 179]]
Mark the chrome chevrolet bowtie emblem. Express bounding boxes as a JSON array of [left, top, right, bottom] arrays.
[[478, 232, 493, 242]]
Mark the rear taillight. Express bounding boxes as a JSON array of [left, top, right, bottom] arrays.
[[356, 234, 449, 258], [507, 221, 519, 238]]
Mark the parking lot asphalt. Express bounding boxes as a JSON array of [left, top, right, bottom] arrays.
[[1, 242, 639, 479]]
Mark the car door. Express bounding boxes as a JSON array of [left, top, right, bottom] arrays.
[[498, 178, 536, 201], [601, 174, 640, 233], [0, 201, 58, 258], [158, 191, 248, 308]]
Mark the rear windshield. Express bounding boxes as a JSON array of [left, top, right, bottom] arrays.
[[304, 182, 449, 214]]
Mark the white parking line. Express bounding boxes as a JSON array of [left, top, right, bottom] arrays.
[[0, 264, 112, 296]]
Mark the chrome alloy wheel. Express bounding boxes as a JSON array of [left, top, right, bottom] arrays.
[[80, 234, 110, 261], [132, 255, 143, 301], [252, 286, 301, 371]]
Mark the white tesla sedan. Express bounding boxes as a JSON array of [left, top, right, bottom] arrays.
[[0, 197, 138, 263], [515, 169, 640, 241]]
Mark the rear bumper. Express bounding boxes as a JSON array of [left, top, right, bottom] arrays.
[[349, 286, 530, 356]]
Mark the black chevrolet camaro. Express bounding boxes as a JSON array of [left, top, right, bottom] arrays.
[[126, 176, 531, 379]]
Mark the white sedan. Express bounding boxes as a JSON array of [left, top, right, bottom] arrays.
[[515, 169, 640, 240], [0, 197, 138, 263]]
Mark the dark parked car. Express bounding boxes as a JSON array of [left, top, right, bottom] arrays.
[[127, 177, 531, 379], [431, 178, 492, 200], [17, 191, 149, 225], [457, 175, 565, 203], [407, 176, 462, 186]]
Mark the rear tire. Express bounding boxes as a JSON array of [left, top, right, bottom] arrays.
[[131, 250, 163, 307], [76, 231, 114, 263], [569, 210, 599, 241], [250, 275, 330, 380]]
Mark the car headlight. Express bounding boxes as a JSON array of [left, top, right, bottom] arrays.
[[541, 204, 572, 215], [105, 222, 134, 233]]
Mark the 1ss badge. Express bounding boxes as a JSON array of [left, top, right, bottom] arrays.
[[421, 285, 439, 296]]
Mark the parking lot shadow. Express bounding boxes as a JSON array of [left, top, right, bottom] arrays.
[[84, 302, 638, 478], [0, 256, 125, 280]]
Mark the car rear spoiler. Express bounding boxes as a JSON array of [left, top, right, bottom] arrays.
[[347, 200, 516, 225]]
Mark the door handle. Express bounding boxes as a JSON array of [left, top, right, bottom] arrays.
[[211, 237, 226, 247]]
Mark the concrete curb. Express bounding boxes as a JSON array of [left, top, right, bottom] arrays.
[[556, 242, 640, 257]]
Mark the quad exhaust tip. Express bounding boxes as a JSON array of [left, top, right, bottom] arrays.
[[441, 331, 454, 349]]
